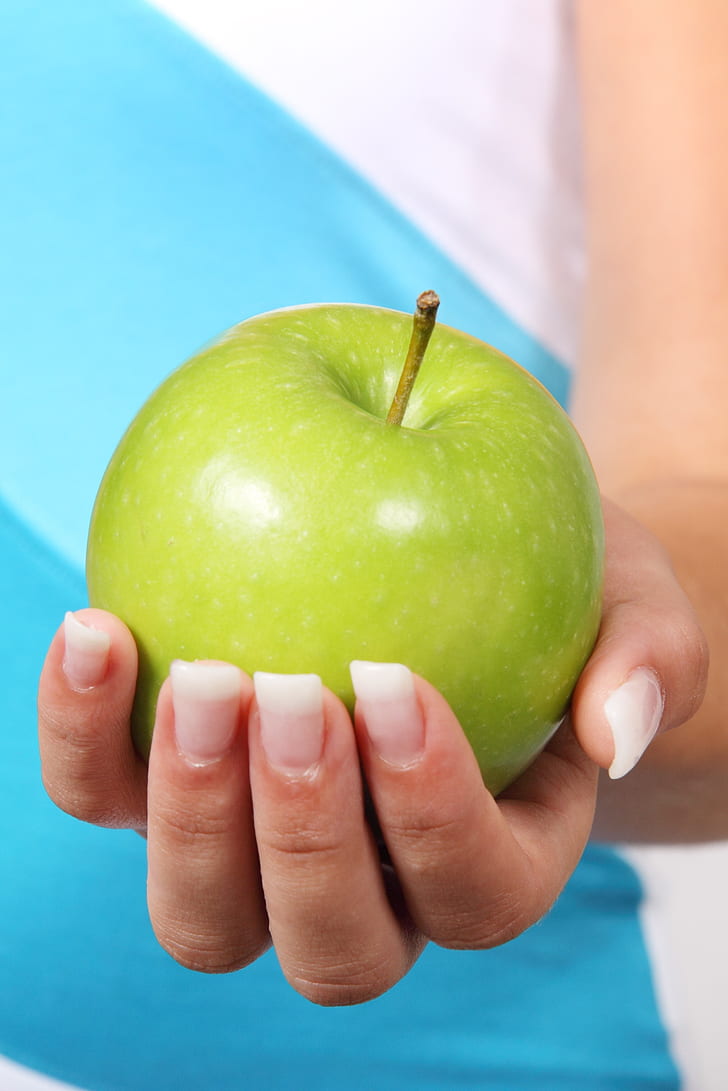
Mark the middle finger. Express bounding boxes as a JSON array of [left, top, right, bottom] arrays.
[[249, 673, 423, 1007]]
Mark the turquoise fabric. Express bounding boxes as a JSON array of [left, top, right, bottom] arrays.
[[0, 1, 679, 1087]]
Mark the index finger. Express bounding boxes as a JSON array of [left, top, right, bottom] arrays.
[[352, 665, 598, 950]]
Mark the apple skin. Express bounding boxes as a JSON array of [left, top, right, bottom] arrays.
[[86, 303, 604, 794]]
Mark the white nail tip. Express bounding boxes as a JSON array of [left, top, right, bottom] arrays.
[[170, 660, 242, 703], [63, 611, 111, 689], [64, 611, 111, 655], [349, 661, 414, 703], [605, 669, 665, 780], [253, 672, 323, 716]]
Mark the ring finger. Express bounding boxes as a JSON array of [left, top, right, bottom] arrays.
[[146, 660, 270, 973]]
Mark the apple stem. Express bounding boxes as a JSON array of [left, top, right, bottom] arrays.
[[386, 290, 440, 426]]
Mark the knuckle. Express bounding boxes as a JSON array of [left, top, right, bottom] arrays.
[[152, 797, 233, 850], [257, 814, 345, 871], [40, 695, 116, 753], [384, 803, 469, 871], [39, 704, 139, 827]]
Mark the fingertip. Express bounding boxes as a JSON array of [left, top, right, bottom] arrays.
[[354, 667, 488, 826], [62, 610, 111, 690], [604, 668, 665, 779], [571, 662, 666, 778], [253, 672, 325, 777], [350, 661, 414, 703], [59, 607, 138, 688], [169, 660, 244, 766], [40, 607, 138, 708], [350, 661, 424, 769]]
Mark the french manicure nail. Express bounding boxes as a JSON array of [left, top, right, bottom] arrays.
[[605, 668, 665, 779], [254, 672, 324, 776], [63, 611, 111, 690], [350, 661, 424, 768], [170, 660, 242, 765]]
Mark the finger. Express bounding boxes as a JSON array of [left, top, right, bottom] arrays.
[[146, 661, 270, 974], [571, 498, 708, 778], [38, 608, 147, 828], [351, 663, 598, 950], [249, 673, 422, 1007]]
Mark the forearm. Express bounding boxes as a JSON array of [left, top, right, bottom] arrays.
[[571, 1, 728, 840], [572, 0, 728, 491]]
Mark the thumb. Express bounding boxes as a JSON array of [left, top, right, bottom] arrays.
[[569, 499, 708, 779]]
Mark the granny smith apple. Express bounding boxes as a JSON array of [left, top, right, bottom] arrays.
[[86, 296, 604, 794]]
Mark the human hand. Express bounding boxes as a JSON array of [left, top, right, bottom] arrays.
[[37, 496, 707, 1004]]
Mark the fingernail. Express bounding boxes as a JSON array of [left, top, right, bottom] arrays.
[[63, 611, 111, 690], [254, 672, 324, 776], [606, 668, 665, 779], [170, 660, 242, 765], [350, 661, 424, 768]]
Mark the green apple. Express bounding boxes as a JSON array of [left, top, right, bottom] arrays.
[[86, 296, 604, 794]]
